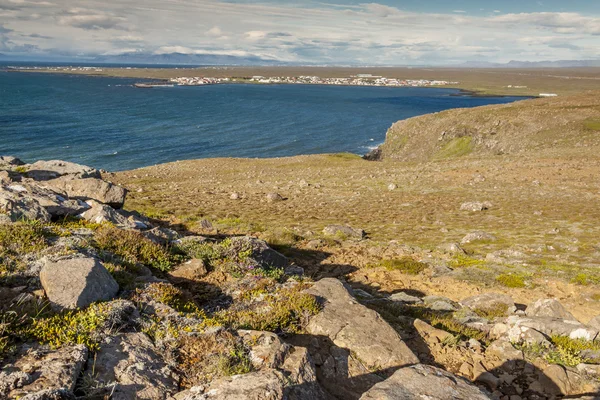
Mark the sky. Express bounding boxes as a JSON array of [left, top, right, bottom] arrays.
[[0, 0, 599, 64]]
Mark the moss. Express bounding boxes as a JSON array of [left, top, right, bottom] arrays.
[[473, 302, 510, 319], [376, 257, 428, 275], [449, 254, 488, 269], [495, 273, 528, 288], [435, 136, 473, 159], [583, 118, 600, 131], [0, 222, 48, 277], [93, 225, 174, 271], [13, 166, 28, 174], [29, 303, 111, 351], [327, 153, 363, 161], [137, 282, 201, 315]]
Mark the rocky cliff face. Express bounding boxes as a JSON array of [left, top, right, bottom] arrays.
[[1, 156, 600, 399]]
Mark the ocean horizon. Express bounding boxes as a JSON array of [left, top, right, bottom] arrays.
[[0, 69, 528, 171]]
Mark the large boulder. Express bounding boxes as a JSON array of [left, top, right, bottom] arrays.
[[526, 298, 577, 320], [359, 364, 491, 400], [460, 293, 516, 315], [89, 332, 179, 400], [305, 278, 418, 373], [78, 200, 134, 227], [40, 257, 119, 309], [504, 315, 598, 341], [43, 176, 127, 208], [225, 236, 289, 269], [4, 345, 87, 398], [26, 160, 100, 181]]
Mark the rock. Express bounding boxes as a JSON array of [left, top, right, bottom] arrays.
[[0, 170, 11, 183], [0, 370, 32, 396], [266, 192, 284, 202], [505, 325, 550, 346], [437, 242, 466, 254], [305, 278, 419, 371], [476, 372, 500, 390], [20, 389, 76, 400], [526, 299, 576, 320], [539, 364, 570, 395], [1, 183, 90, 219], [0, 190, 51, 221], [169, 259, 208, 282], [576, 363, 600, 377], [388, 292, 423, 304], [359, 364, 492, 400], [505, 315, 598, 340], [461, 231, 497, 244], [413, 318, 455, 343], [26, 160, 100, 180], [143, 226, 180, 245], [460, 201, 492, 211], [91, 332, 179, 400], [588, 315, 600, 330], [0, 155, 25, 166], [40, 257, 119, 309], [423, 295, 460, 311], [387, 183, 397, 191], [460, 293, 516, 315], [7, 345, 87, 398], [486, 338, 523, 361], [43, 176, 127, 208], [225, 236, 289, 269], [322, 225, 366, 240], [230, 192, 240, 200], [78, 200, 134, 227], [363, 147, 382, 161]]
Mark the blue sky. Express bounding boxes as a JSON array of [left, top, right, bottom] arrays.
[[0, 0, 599, 64]]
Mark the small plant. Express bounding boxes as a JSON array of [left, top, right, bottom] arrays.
[[136, 282, 201, 315], [0, 222, 48, 276], [378, 257, 428, 275], [449, 254, 487, 269], [473, 302, 510, 319], [93, 226, 174, 271], [495, 273, 527, 288]]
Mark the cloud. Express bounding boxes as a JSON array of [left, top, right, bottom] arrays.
[[57, 9, 127, 31]]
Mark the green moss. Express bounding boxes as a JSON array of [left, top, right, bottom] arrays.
[[495, 273, 527, 288], [542, 336, 600, 367], [93, 225, 174, 271], [435, 136, 473, 159], [473, 302, 510, 319], [0, 222, 48, 276], [583, 118, 600, 131], [29, 303, 110, 351], [13, 166, 28, 174], [449, 254, 487, 269], [376, 257, 428, 275], [137, 282, 201, 315], [327, 153, 362, 161]]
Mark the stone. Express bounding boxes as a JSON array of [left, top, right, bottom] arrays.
[[505, 325, 550, 346], [476, 372, 500, 390], [230, 192, 240, 200], [225, 236, 289, 269], [143, 226, 181, 245], [304, 278, 419, 371], [526, 299, 577, 320], [588, 315, 600, 330], [423, 295, 460, 311], [20, 389, 76, 400], [437, 242, 466, 254], [387, 183, 397, 191], [322, 225, 366, 240], [486, 339, 523, 361], [388, 292, 423, 304], [505, 315, 598, 340], [169, 259, 208, 282], [359, 364, 492, 400], [413, 318, 455, 343], [43, 176, 127, 208], [266, 192, 284, 202], [0, 155, 25, 166], [7, 345, 87, 398], [78, 200, 133, 227], [91, 332, 179, 400], [460, 293, 516, 315], [539, 364, 570, 395], [460, 201, 492, 211], [0, 190, 51, 221], [40, 257, 119, 309], [461, 231, 497, 244], [576, 363, 600, 377], [26, 160, 100, 180]]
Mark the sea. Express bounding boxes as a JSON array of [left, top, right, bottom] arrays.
[[0, 64, 528, 171]]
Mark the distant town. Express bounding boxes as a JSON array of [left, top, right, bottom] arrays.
[[170, 74, 458, 87]]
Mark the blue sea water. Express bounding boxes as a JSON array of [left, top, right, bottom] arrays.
[[0, 69, 527, 171]]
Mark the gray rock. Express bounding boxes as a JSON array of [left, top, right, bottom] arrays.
[[588, 315, 600, 330], [388, 292, 423, 304], [460, 201, 492, 211], [20, 389, 76, 400], [461, 231, 497, 244], [486, 338, 523, 361], [225, 236, 289, 269], [176, 370, 286, 400], [505, 315, 598, 341], [40, 257, 119, 309], [0, 155, 25, 166], [437, 242, 466, 254], [460, 293, 516, 315], [305, 278, 419, 371], [26, 160, 100, 180], [359, 364, 492, 400], [7, 345, 87, 398], [43, 176, 127, 208], [143, 226, 181, 245], [91, 332, 179, 400], [423, 295, 460, 311], [0, 190, 51, 221], [78, 200, 134, 227], [169, 259, 208, 282], [266, 192, 284, 202], [526, 298, 576, 320], [322, 225, 366, 240]]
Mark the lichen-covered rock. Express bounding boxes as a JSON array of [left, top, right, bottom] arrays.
[[305, 278, 418, 371], [91, 332, 179, 400], [143, 226, 181, 245], [43, 176, 127, 208], [526, 298, 577, 320], [359, 364, 492, 400], [505, 315, 598, 341], [26, 160, 100, 180], [460, 231, 497, 244], [225, 236, 289, 269], [40, 257, 119, 309], [169, 259, 208, 282], [460, 201, 492, 211], [0, 155, 25, 167], [20, 389, 76, 400], [7, 345, 87, 398], [78, 200, 133, 227], [322, 225, 366, 240], [460, 292, 516, 315]]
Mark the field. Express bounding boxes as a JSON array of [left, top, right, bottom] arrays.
[[17, 65, 600, 96]]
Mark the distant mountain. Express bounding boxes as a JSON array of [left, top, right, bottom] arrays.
[[93, 52, 286, 66], [458, 60, 600, 68]]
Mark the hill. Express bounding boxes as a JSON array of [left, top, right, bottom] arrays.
[[378, 92, 600, 162]]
